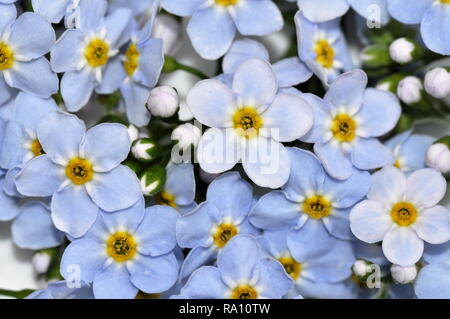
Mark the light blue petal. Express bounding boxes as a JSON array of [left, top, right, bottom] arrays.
[[176, 202, 215, 248], [415, 264, 450, 299], [13, 92, 58, 129], [415, 205, 450, 244], [324, 69, 367, 112], [32, 0, 70, 24], [60, 68, 96, 112], [296, 278, 355, 298], [315, 141, 353, 180], [257, 258, 293, 298], [222, 39, 269, 74], [50, 29, 86, 73], [77, 0, 107, 31], [207, 172, 253, 225], [135, 205, 179, 256], [420, 3, 450, 55], [15, 155, 64, 197], [287, 219, 337, 255], [120, 81, 151, 127], [11, 201, 64, 249], [95, 57, 125, 94], [165, 163, 195, 207], [355, 241, 389, 266], [103, 8, 132, 47], [181, 266, 229, 299], [80, 123, 130, 172], [134, 39, 164, 88], [387, 0, 433, 24], [9, 12, 55, 60], [299, 93, 333, 144], [52, 184, 99, 238], [161, 0, 204, 16], [272, 57, 313, 87], [350, 138, 395, 170], [129, 253, 179, 293], [258, 229, 289, 258], [0, 74, 15, 105], [187, 6, 236, 60], [100, 197, 145, 234], [0, 176, 20, 221], [398, 134, 433, 172], [233, 0, 283, 36], [3, 166, 21, 197], [0, 121, 27, 169], [298, 0, 350, 22], [86, 164, 141, 212], [180, 246, 216, 279], [93, 263, 138, 299], [323, 207, 354, 240], [0, 3, 16, 34], [423, 242, 450, 264]]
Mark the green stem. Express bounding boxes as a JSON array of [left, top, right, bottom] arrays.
[[163, 56, 209, 80], [0, 288, 35, 299]]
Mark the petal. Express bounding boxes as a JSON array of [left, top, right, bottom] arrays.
[[186, 79, 236, 128], [103, 8, 132, 47], [13, 92, 58, 129], [324, 69, 367, 112], [397, 134, 433, 172], [206, 172, 253, 224], [86, 165, 141, 212], [176, 202, 215, 248], [367, 166, 406, 207], [0, 177, 20, 221], [120, 81, 151, 128], [232, 0, 283, 36], [50, 29, 85, 73], [15, 155, 64, 197], [95, 57, 125, 94], [93, 263, 138, 299], [387, 0, 433, 24], [257, 258, 293, 298], [100, 198, 145, 234], [31, 0, 69, 23], [51, 184, 99, 238], [314, 141, 352, 180], [250, 191, 300, 230], [349, 200, 392, 243], [165, 163, 195, 206], [217, 235, 261, 286], [421, 3, 450, 55], [382, 227, 424, 266], [197, 128, 241, 174], [77, 0, 107, 31], [323, 207, 353, 240], [232, 58, 277, 108], [135, 205, 179, 256], [37, 111, 86, 163], [187, 6, 236, 60], [181, 266, 229, 299], [415, 264, 450, 299], [12, 201, 64, 250], [350, 138, 395, 170], [0, 3, 16, 34], [415, 205, 450, 244], [161, 0, 204, 16], [298, 0, 350, 22], [128, 253, 179, 293], [7, 58, 58, 98], [356, 89, 401, 138], [287, 219, 336, 254], [0, 121, 27, 169], [60, 238, 106, 284], [180, 246, 217, 279], [405, 168, 447, 209], [272, 57, 313, 87], [242, 137, 290, 189], [80, 123, 131, 172], [261, 93, 313, 142], [133, 39, 164, 88], [222, 39, 269, 74], [60, 69, 96, 112], [0, 74, 15, 105]]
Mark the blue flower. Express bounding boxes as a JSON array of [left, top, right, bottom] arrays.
[[154, 162, 197, 215], [31, 0, 81, 27], [60, 200, 180, 299], [109, 0, 157, 16], [96, 18, 164, 127], [161, 0, 283, 60], [250, 147, 371, 241], [295, 11, 353, 85], [0, 169, 20, 221], [187, 58, 314, 188], [176, 172, 259, 279], [219, 38, 312, 91], [387, 0, 450, 55], [26, 280, 95, 299], [288, 0, 390, 25], [415, 242, 450, 299], [15, 111, 141, 238], [350, 166, 450, 266], [384, 130, 434, 174], [0, 5, 58, 105], [180, 235, 293, 299], [301, 69, 401, 180], [258, 229, 355, 299], [50, 0, 132, 112]]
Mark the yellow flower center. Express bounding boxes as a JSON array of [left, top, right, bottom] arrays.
[[65, 157, 94, 185], [394, 159, 402, 169], [0, 42, 14, 71], [314, 39, 335, 69], [391, 202, 418, 227], [84, 38, 109, 67], [124, 43, 139, 76], [30, 139, 45, 157], [216, 0, 239, 6], [303, 195, 332, 219], [331, 113, 357, 142], [232, 107, 263, 139], [278, 256, 302, 280], [230, 285, 258, 299], [106, 231, 137, 262], [155, 190, 177, 208], [212, 223, 238, 248], [135, 291, 160, 299], [440, 0, 450, 4]]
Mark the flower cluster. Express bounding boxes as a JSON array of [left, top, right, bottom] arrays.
[[0, 0, 450, 300]]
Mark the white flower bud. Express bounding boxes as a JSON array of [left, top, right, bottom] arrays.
[[127, 124, 139, 143], [389, 38, 415, 64], [147, 86, 179, 118], [352, 260, 371, 277], [171, 123, 201, 150], [131, 138, 158, 162], [426, 143, 450, 174], [397, 76, 423, 104], [390, 264, 417, 284], [424, 67, 450, 99], [32, 252, 51, 275]]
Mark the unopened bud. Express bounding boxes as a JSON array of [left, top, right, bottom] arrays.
[[390, 264, 417, 284], [131, 138, 159, 163], [32, 252, 51, 275], [146, 86, 179, 118], [424, 67, 450, 99], [140, 165, 166, 196], [352, 260, 371, 277], [426, 138, 450, 174], [376, 73, 405, 94], [171, 123, 201, 150], [397, 76, 423, 104], [389, 38, 421, 64]]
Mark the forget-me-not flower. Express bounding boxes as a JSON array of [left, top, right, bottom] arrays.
[[32, 0, 82, 27], [250, 147, 371, 242], [0, 5, 58, 104], [350, 166, 450, 266], [187, 58, 314, 189], [26, 281, 95, 299], [180, 235, 293, 299], [60, 199, 180, 299], [160, 0, 283, 60], [15, 111, 141, 238], [387, 0, 450, 55], [176, 172, 259, 279], [50, 0, 132, 112], [300, 69, 401, 180]]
